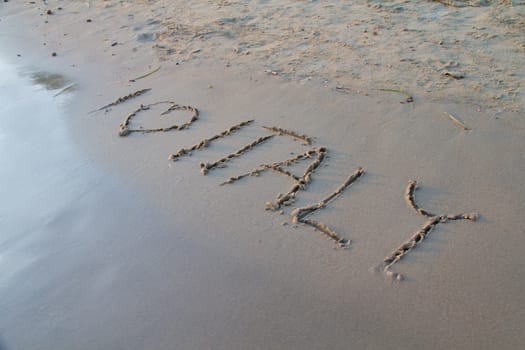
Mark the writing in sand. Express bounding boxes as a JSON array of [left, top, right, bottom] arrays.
[[94, 88, 479, 282]]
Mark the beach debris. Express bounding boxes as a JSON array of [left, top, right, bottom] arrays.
[[335, 86, 369, 96], [380, 180, 478, 281], [118, 101, 198, 137], [378, 88, 414, 104], [443, 71, 465, 79], [137, 32, 158, 43], [53, 83, 76, 97], [168, 120, 255, 161], [335, 86, 352, 93], [30, 71, 68, 90], [200, 134, 275, 175], [431, 0, 490, 8], [264, 69, 279, 76], [291, 167, 365, 248], [129, 65, 161, 82], [443, 112, 470, 130], [262, 125, 313, 145], [90, 88, 151, 113]]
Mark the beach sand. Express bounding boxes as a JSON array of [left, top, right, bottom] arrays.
[[0, 1, 524, 349]]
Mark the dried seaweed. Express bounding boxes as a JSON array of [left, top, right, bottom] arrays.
[[379, 88, 414, 104]]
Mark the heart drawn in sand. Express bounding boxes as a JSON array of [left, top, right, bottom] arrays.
[[118, 101, 199, 137]]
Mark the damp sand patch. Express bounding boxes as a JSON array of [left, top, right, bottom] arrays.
[[24, 70, 77, 96], [29, 71, 68, 90]]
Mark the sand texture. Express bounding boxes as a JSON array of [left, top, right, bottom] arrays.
[[1, 1, 525, 349]]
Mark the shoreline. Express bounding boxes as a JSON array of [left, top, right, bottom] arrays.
[[1, 1, 524, 349]]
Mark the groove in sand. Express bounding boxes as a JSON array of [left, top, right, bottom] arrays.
[[381, 180, 478, 281]]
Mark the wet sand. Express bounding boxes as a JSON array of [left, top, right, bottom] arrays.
[[1, 1, 524, 349]]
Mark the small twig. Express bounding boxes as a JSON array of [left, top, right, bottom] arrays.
[[443, 112, 470, 130], [335, 86, 369, 96], [53, 83, 76, 97], [378, 88, 414, 104], [129, 66, 161, 82]]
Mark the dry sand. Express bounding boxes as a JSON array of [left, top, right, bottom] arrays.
[[1, 1, 524, 349]]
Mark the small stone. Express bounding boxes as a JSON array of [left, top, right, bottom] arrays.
[[443, 71, 465, 79], [136, 32, 157, 42], [86, 19, 92, 23], [51, 52, 57, 57], [46, 9, 53, 15]]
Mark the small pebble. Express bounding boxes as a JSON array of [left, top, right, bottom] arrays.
[[51, 52, 57, 57], [86, 19, 92, 23]]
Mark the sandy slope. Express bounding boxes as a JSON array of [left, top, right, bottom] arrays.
[[1, 1, 524, 349]]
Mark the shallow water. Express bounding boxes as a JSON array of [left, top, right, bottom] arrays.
[[0, 56, 186, 349], [0, 59, 77, 242]]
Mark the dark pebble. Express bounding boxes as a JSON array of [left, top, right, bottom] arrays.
[[86, 19, 92, 23], [51, 52, 57, 57], [46, 10, 53, 15]]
